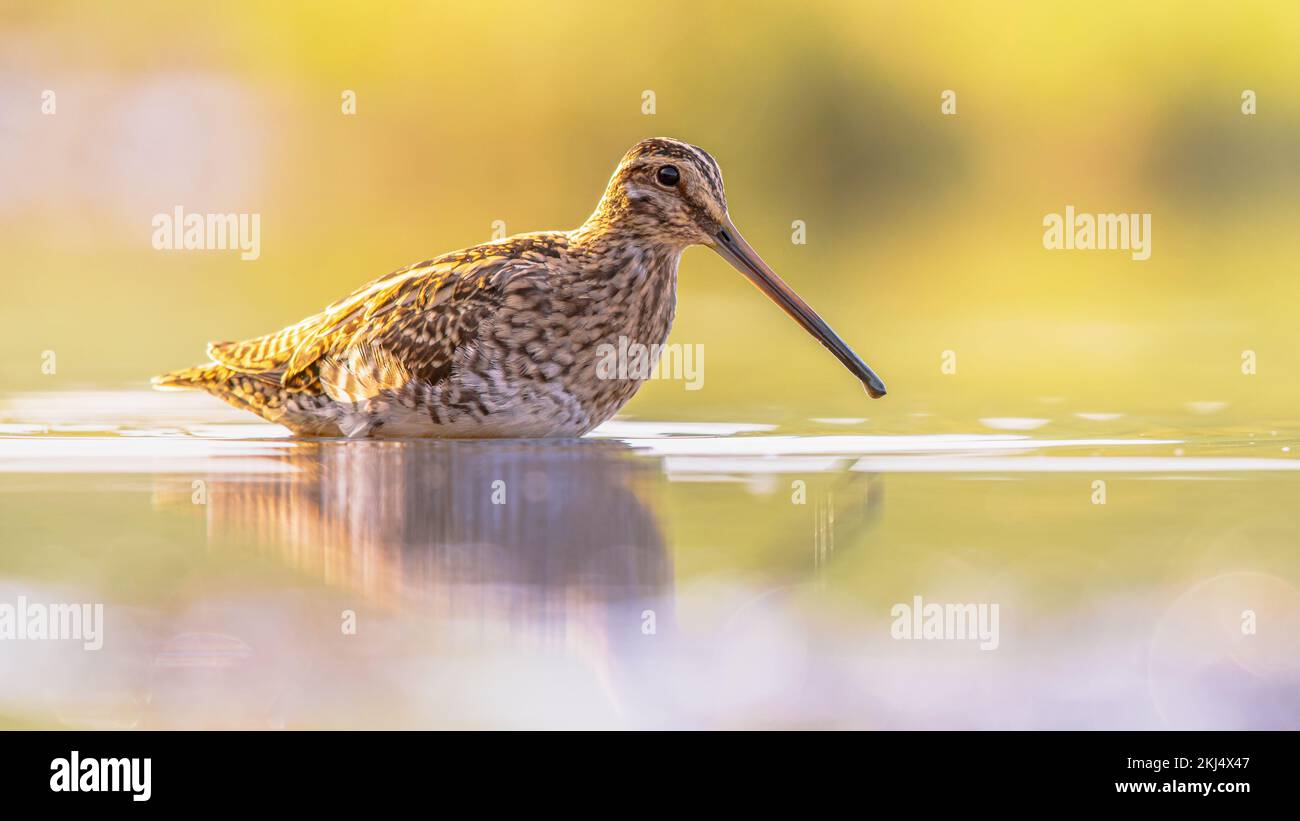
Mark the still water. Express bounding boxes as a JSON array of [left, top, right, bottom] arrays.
[[1, 390, 1298, 729]]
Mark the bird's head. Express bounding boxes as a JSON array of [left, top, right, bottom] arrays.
[[581, 137, 888, 399], [590, 137, 731, 247]]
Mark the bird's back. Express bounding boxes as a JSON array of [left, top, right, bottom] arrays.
[[154, 234, 570, 428]]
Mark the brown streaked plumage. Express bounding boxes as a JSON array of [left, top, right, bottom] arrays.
[[153, 138, 886, 438]]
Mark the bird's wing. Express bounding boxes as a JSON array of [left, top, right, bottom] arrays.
[[206, 244, 555, 394]]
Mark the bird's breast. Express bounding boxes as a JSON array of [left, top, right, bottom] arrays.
[[554, 249, 681, 417]]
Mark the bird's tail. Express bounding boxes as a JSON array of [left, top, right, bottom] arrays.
[[151, 362, 229, 391], [152, 362, 307, 431]]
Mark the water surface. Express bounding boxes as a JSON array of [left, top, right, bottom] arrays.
[[2, 391, 1298, 729]]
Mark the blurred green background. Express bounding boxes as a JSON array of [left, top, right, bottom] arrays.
[[3, 0, 1299, 423]]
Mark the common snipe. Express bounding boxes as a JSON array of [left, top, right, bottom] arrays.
[[154, 138, 886, 437]]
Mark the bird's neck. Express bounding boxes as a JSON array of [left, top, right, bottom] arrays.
[[567, 187, 687, 307], [571, 190, 690, 258], [567, 223, 681, 288]]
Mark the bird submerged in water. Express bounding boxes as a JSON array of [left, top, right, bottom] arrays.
[[154, 138, 887, 438]]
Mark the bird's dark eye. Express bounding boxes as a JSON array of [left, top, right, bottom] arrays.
[[656, 165, 680, 187]]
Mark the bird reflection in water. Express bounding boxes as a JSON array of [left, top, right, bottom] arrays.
[[209, 438, 672, 633], [145, 439, 885, 727]]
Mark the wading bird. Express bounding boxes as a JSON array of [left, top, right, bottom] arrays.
[[154, 138, 886, 437]]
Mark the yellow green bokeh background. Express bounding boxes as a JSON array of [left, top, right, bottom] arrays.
[[3, 1, 1299, 423]]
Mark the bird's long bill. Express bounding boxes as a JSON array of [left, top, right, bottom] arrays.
[[713, 217, 887, 398]]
